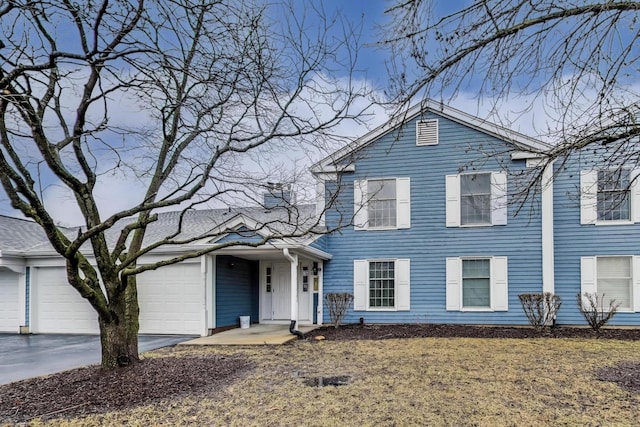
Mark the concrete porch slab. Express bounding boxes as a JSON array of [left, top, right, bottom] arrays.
[[179, 324, 319, 345]]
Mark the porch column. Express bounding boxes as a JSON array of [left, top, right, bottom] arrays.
[[283, 249, 299, 325]]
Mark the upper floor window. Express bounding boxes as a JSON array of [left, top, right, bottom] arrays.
[[446, 172, 507, 227], [354, 178, 411, 231], [367, 179, 397, 228], [580, 169, 639, 225], [597, 170, 630, 221], [461, 173, 492, 225]]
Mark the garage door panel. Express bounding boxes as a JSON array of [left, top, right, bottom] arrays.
[[34, 267, 99, 334], [0, 271, 20, 333], [137, 263, 202, 335]]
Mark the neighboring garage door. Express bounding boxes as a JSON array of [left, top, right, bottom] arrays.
[[137, 263, 202, 335], [0, 270, 20, 333], [33, 267, 99, 334]]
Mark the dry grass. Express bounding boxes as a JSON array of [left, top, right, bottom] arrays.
[[28, 338, 640, 426]]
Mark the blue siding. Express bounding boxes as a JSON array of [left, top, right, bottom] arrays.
[[217, 227, 265, 245], [553, 157, 640, 325], [323, 112, 543, 325], [309, 234, 328, 252], [216, 255, 259, 327]]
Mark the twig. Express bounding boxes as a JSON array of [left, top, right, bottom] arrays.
[[31, 402, 90, 420]]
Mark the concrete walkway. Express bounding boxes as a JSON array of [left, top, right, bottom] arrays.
[[180, 324, 319, 345]]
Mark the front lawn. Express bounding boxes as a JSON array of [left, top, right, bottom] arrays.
[[7, 333, 640, 426]]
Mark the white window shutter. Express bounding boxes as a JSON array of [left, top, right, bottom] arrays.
[[353, 260, 368, 311], [416, 119, 438, 146], [445, 257, 461, 311], [396, 258, 410, 310], [634, 256, 640, 312], [580, 170, 597, 225], [491, 172, 508, 226], [631, 169, 640, 223], [353, 180, 367, 231], [491, 256, 509, 311], [445, 175, 460, 227], [397, 178, 411, 229], [580, 256, 597, 308]]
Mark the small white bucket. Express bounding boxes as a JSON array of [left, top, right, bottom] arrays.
[[239, 316, 250, 329]]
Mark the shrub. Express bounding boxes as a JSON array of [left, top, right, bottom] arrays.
[[325, 293, 353, 328], [576, 292, 619, 332], [518, 292, 562, 330]]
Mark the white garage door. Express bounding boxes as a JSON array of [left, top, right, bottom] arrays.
[[33, 267, 99, 334], [0, 270, 20, 333], [137, 263, 203, 335]]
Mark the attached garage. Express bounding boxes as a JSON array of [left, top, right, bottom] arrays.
[[0, 269, 20, 333], [137, 263, 203, 335], [30, 263, 204, 335], [31, 267, 99, 334]]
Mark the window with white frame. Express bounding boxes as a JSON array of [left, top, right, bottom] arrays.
[[597, 170, 630, 221], [367, 179, 397, 228], [368, 261, 395, 308], [446, 172, 507, 227], [461, 173, 492, 225], [581, 256, 640, 312], [354, 178, 411, 230], [353, 258, 410, 311], [446, 256, 508, 311], [462, 259, 491, 308], [580, 168, 640, 225]]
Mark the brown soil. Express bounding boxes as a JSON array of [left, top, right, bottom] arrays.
[[0, 354, 251, 424], [2, 324, 640, 424]]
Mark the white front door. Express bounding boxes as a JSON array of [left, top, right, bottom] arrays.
[[272, 262, 291, 320]]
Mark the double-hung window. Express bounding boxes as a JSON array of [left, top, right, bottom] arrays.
[[353, 259, 410, 311], [368, 261, 395, 308], [597, 170, 630, 221], [446, 256, 509, 311], [354, 178, 411, 230], [446, 172, 507, 227], [581, 256, 640, 312], [581, 168, 639, 224], [460, 173, 492, 225], [367, 179, 397, 228], [462, 259, 491, 308]]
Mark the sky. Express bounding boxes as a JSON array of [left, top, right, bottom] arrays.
[[0, 0, 608, 224]]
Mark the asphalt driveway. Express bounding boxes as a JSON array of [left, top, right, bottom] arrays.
[[0, 334, 193, 385]]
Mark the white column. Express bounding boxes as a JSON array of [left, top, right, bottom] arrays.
[[541, 161, 555, 294], [317, 260, 324, 325], [283, 249, 299, 324]]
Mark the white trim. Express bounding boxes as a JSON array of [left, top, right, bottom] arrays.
[[541, 162, 555, 294], [397, 178, 411, 229], [317, 260, 324, 325], [283, 248, 299, 324], [446, 256, 508, 312], [445, 257, 461, 311], [199, 255, 208, 336], [491, 171, 508, 226], [445, 175, 460, 227], [353, 258, 410, 312], [353, 259, 367, 310], [208, 255, 216, 330]]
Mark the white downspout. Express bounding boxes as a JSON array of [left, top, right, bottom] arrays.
[[283, 248, 302, 337]]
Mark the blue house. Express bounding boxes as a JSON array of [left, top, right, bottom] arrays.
[[1, 100, 639, 335], [313, 100, 640, 326]]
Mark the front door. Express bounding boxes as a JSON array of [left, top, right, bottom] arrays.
[[272, 262, 291, 320]]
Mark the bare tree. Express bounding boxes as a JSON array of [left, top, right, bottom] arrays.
[[384, 0, 640, 194], [0, 0, 369, 368]]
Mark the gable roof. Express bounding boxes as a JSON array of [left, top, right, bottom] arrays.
[[0, 215, 76, 253], [312, 100, 552, 174]]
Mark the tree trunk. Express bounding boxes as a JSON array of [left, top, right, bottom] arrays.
[[98, 289, 140, 368]]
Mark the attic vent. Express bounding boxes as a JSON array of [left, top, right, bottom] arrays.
[[416, 119, 438, 146]]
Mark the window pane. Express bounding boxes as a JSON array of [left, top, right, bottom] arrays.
[[597, 257, 632, 310], [367, 179, 397, 228], [460, 174, 491, 225], [369, 261, 395, 308], [597, 170, 630, 221], [462, 259, 491, 308]]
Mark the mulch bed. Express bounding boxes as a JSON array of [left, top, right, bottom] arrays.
[[3, 324, 640, 424], [303, 323, 640, 341], [0, 355, 252, 424]]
